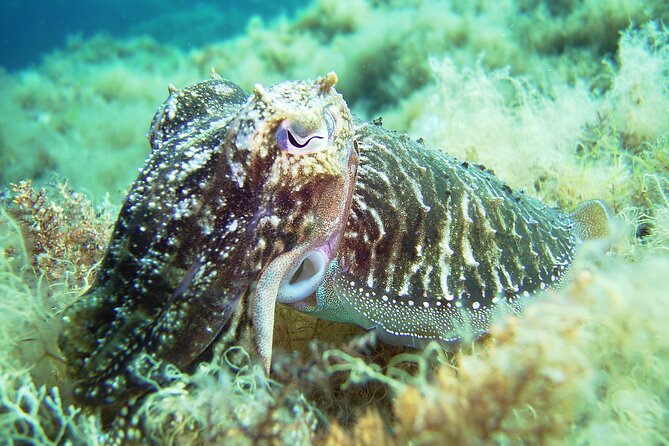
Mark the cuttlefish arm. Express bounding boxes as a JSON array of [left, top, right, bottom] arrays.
[[253, 143, 359, 373], [252, 244, 313, 373]]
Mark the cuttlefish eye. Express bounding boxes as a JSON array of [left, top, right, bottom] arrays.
[[276, 108, 335, 155]]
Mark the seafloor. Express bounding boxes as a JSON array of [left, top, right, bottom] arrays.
[[1, 0, 669, 444]]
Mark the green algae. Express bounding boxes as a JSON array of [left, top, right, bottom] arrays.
[[2, 0, 666, 200], [0, 1, 668, 444]]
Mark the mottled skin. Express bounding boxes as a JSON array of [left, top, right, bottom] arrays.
[[59, 73, 608, 409], [60, 73, 356, 406], [293, 120, 607, 346]]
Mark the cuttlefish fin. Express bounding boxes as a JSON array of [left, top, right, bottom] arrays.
[[571, 199, 611, 241], [252, 245, 312, 373]]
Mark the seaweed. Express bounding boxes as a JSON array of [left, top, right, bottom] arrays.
[[0, 2, 668, 444], [8, 180, 114, 293]]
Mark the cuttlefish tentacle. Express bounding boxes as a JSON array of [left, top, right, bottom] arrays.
[[253, 244, 315, 373], [255, 139, 358, 372]]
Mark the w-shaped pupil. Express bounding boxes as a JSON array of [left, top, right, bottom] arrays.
[[287, 129, 324, 149]]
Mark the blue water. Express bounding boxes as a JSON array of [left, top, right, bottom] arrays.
[[0, 0, 310, 70]]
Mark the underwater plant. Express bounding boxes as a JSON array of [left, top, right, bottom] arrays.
[[8, 180, 114, 290], [0, 2, 668, 445]]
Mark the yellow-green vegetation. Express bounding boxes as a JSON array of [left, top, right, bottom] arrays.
[[0, 0, 668, 444], [2, 0, 666, 200]]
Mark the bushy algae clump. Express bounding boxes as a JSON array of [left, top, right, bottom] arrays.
[[0, 1, 668, 444], [0, 184, 322, 445], [322, 255, 669, 445], [2, 0, 667, 200]]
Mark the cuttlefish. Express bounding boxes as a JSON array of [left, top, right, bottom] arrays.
[[59, 72, 609, 406]]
